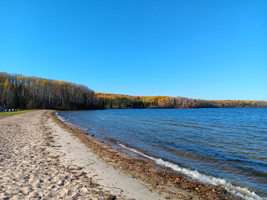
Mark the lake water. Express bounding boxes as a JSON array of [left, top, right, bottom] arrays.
[[57, 108, 267, 199]]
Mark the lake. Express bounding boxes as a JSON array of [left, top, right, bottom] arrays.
[[57, 108, 267, 199]]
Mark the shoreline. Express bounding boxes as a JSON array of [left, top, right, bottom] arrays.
[[48, 111, 166, 200], [0, 110, 261, 199], [51, 111, 245, 200]]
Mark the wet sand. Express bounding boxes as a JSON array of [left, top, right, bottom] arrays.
[[0, 110, 241, 199]]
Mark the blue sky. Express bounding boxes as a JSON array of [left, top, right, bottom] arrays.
[[0, 0, 266, 100]]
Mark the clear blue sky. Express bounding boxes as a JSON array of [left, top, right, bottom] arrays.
[[1, 0, 266, 100]]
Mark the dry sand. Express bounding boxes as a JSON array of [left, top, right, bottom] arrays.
[[0, 110, 165, 200]]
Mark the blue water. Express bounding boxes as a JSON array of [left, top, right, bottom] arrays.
[[58, 108, 267, 199]]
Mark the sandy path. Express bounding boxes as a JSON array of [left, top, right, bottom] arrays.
[[0, 110, 164, 200]]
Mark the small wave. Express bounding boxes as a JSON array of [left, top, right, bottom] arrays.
[[54, 112, 68, 123], [54, 112, 88, 132], [117, 143, 265, 200], [55, 112, 72, 126]]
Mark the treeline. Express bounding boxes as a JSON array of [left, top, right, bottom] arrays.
[[96, 93, 267, 109], [1, 72, 267, 110], [0, 72, 97, 110]]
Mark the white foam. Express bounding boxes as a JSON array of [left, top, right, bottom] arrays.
[[54, 112, 88, 131], [54, 112, 67, 123], [118, 143, 265, 200]]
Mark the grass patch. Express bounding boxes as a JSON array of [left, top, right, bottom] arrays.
[[0, 110, 34, 118]]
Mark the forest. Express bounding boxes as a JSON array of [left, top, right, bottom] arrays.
[[0, 72, 97, 110], [96, 93, 267, 109], [1, 72, 267, 110]]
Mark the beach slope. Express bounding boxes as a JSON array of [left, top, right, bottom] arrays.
[[0, 110, 167, 199]]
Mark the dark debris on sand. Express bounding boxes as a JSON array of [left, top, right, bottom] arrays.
[[50, 111, 242, 200]]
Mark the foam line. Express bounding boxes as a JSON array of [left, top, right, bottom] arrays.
[[118, 143, 264, 200], [54, 112, 88, 131]]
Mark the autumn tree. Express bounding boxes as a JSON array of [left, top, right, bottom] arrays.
[[0, 72, 97, 110]]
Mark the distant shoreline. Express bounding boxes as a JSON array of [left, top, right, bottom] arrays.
[[1, 72, 267, 111]]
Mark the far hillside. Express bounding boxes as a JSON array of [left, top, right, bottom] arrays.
[[1, 72, 267, 110], [96, 93, 267, 109]]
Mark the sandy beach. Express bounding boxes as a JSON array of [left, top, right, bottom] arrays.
[[0, 110, 241, 200], [0, 110, 166, 199]]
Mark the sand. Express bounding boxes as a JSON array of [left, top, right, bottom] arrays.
[[0, 110, 165, 200]]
